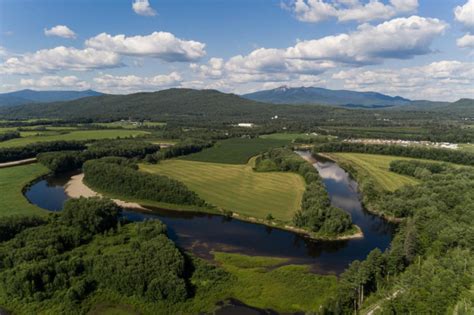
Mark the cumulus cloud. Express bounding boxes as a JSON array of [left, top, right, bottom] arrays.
[[332, 60, 474, 101], [132, 0, 157, 16], [93, 72, 182, 93], [20, 75, 90, 90], [44, 25, 77, 39], [286, 0, 418, 23], [457, 33, 474, 49], [85, 31, 206, 62], [454, 0, 474, 30], [0, 46, 121, 75], [286, 16, 446, 64], [190, 57, 224, 78]]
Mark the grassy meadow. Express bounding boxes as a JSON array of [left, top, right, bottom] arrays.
[[0, 163, 49, 217], [140, 158, 305, 221], [327, 153, 420, 191], [182, 138, 290, 164], [213, 252, 338, 312], [0, 129, 150, 148]]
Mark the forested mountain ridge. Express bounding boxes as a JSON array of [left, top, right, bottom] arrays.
[[0, 88, 468, 125], [0, 89, 104, 107], [242, 86, 412, 108]]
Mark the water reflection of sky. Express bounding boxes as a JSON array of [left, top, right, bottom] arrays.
[[25, 156, 395, 275]]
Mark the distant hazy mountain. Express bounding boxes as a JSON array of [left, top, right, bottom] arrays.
[[242, 86, 412, 108], [0, 89, 104, 107]]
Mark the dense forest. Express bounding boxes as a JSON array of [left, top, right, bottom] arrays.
[[322, 160, 474, 313], [255, 148, 353, 235], [83, 158, 206, 207], [0, 198, 231, 314], [0, 89, 470, 127]]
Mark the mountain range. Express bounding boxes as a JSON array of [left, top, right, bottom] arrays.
[[242, 86, 412, 108], [0, 89, 104, 107], [0, 88, 471, 124]]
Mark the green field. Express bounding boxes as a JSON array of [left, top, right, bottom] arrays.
[[94, 121, 166, 129], [459, 144, 474, 153], [260, 133, 317, 141], [140, 158, 305, 221], [0, 129, 150, 148], [182, 138, 290, 164], [0, 164, 49, 217], [214, 252, 337, 312], [329, 153, 420, 191]]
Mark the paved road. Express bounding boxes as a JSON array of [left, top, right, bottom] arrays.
[[0, 158, 37, 168]]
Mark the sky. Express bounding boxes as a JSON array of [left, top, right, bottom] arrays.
[[0, 0, 473, 101]]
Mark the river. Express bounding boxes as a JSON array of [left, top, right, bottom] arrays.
[[25, 153, 394, 275]]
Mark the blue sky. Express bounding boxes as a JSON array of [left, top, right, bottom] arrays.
[[0, 0, 473, 100]]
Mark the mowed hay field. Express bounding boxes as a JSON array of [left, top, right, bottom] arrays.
[[140, 159, 305, 221], [0, 164, 49, 217], [0, 129, 149, 148], [328, 153, 420, 191], [182, 138, 290, 164]]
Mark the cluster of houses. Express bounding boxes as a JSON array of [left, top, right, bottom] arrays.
[[344, 138, 459, 150]]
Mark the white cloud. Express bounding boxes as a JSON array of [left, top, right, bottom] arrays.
[[457, 33, 474, 49], [332, 60, 474, 101], [286, 0, 418, 23], [0, 46, 121, 74], [93, 71, 182, 93], [85, 31, 206, 62], [285, 16, 446, 65], [190, 57, 224, 78], [132, 0, 157, 16], [44, 25, 77, 39], [454, 0, 474, 30], [20, 75, 90, 90]]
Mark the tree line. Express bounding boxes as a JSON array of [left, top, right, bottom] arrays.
[[0, 140, 87, 163], [322, 161, 474, 313], [37, 140, 160, 173], [146, 139, 213, 163], [83, 157, 206, 207], [314, 142, 474, 166], [0, 131, 20, 142], [0, 198, 230, 313], [254, 148, 352, 235]]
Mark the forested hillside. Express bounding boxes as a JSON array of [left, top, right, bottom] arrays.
[[0, 88, 469, 126]]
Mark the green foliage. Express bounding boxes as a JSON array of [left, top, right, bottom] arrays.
[[149, 138, 212, 162], [83, 158, 205, 207], [315, 142, 474, 166], [324, 165, 474, 314], [0, 140, 86, 163], [61, 198, 121, 235], [389, 159, 447, 179], [0, 131, 20, 142], [0, 215, 47, 242], [255, 148, 353, 235], [37, 140, 160, 172]]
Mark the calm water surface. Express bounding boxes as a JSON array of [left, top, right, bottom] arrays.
[[25, 153, 394, 275]]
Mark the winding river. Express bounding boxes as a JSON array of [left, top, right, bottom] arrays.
[[25, 152, 394, 275]]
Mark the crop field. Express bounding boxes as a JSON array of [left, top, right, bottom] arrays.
[[0, 163, 49, 217], [459, 144, 474, 153], [260, 133, 317, 141], [140, 158, 305, 221], [94, 121, 166, 129], [182, 138, 290, 164], [0, 129, 150, 148], [328, 153, 420, 191]]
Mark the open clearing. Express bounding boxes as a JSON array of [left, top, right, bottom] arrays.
[[328, 153, 420, 191], [0, 129, 149, 148], [0, 163, 49, 217], [182, 138, 290, 164], [140, 159, 305, 221], [214, 252, 337, 313]]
